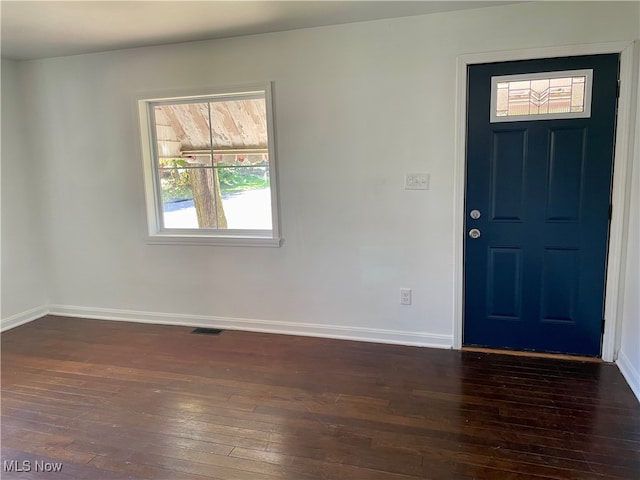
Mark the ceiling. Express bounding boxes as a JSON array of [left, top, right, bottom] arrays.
[[1, 1, 516, 61]]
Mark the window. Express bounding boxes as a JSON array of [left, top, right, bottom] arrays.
[[490, 70, 593, 123], [137, 84, 280, 246]]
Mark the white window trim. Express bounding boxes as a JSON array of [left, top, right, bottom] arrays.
[[490, 69, 594, 123], [136, 82, 282, 247]]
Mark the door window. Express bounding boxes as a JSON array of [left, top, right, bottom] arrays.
[[490, 69, 593, 122]]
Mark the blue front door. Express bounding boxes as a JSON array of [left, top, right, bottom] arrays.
[[463, 54, 619, 356]]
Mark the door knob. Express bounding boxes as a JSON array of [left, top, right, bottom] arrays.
[[468, 228, 481, 239]]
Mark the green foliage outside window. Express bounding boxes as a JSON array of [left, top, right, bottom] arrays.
[[160, 158, 270, 204]]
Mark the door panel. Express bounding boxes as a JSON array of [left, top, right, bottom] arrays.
[[546, 128, 586, 221], [490, 130, 527, 221], [487, 247, 523, 320], [464, 54, 619, 356], [540, 248, 578, 322]]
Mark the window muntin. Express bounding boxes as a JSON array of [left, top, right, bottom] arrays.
[[490, 70, 593, 123], [138, 85, 280, 246]]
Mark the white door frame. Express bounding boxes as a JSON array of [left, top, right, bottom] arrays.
[[453, 41, 639, 362]]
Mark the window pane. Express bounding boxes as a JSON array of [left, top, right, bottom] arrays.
[[219, 166, 272, 230], [491, 70, 591, 122], [210, 99, 267, 150], [159, 166, 228, 229], [159, 166, 199, 229], [155, 103, 211, 161], [570, 82, 585, 112], [159, 162, 273, 230], [496, 83, 509, 117], [152, 93, 271, 232]]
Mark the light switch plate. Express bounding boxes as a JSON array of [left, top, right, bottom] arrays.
[[400, 288, 412, 305], [405, 173, 430, 190]]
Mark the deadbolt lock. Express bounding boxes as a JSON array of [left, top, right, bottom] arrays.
[[468, 228, 481, 239]]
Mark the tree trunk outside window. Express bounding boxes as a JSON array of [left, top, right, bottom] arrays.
[[190, 168, 227, 229]]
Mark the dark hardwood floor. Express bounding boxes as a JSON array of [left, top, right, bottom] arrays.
[[1, 315, 638, 479]]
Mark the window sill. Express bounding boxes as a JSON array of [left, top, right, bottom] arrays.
[[145, 233, 282, 247]]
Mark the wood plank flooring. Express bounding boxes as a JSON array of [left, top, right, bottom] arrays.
[[1, 315, 639, 479]]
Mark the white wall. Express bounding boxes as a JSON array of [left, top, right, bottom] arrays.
[[1, 59, 47, 328], [10, 2, 640, 347], [617, 72, 640, 401]]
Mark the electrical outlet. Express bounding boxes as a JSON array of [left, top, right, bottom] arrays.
[[400, 288, 412, 305], [405, 173, 430, 190]]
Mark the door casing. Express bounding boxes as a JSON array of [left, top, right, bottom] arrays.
[[453, 41, 639, 362]]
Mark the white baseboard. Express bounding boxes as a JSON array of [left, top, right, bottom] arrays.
[[48, 304, 453, 349], [616, 349, 640, 403], [1, 305, 48, 332]]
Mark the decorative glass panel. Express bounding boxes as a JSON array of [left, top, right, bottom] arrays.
[[490, 70, 593, 123]]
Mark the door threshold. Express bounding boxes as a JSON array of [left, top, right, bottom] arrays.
[[462, 347, 602, 363]]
